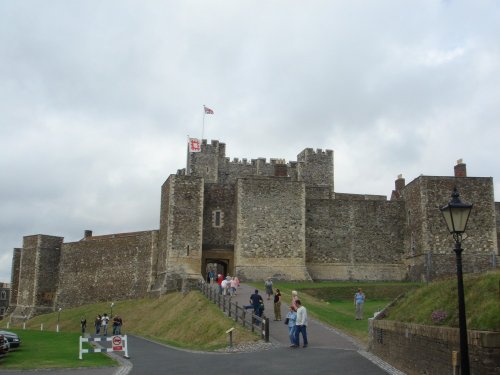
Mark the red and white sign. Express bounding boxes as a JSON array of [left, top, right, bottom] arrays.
[[112, 335, 123, 351]]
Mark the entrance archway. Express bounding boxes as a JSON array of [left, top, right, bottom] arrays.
[[202, 248, 234, 281], [205, 259, 228, 282]]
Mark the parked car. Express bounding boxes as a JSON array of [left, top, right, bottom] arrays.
[[0, 330, 21, 348], [0, 334, 8, 357]]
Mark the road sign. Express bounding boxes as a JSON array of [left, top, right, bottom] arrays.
[[112, 335, 123, 351]]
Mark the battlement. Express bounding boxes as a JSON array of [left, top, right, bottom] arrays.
[[188, 140, 333, 188], [297, 147, 334, 162], [227, 157, 287, 167]]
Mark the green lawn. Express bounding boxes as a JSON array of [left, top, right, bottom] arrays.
[[0, 330, 117, 370]]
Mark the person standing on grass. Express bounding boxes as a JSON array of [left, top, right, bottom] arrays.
[[273, 288, 282, 321], [354, 288, 366, 320], [101, 313, 109, 336], [94, 314, 101, 335], [81, 316, 87, 335], [294, 299, 308, 348]]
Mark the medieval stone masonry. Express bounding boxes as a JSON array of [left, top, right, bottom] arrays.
[[8, 139, 500, 317]]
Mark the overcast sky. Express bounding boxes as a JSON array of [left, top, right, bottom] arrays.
[[1, 1, 499, 283]]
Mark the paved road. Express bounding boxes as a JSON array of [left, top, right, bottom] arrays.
[[0, 284, 405, 375]]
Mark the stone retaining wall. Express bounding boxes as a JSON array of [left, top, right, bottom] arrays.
[[370, 319, 500, 375]]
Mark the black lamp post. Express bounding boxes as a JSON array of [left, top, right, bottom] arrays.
[[440, 187, 473, 375], [57, 307, 62, 333]]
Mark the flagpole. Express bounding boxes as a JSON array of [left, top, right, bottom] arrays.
[[202, 105, 205, 140]]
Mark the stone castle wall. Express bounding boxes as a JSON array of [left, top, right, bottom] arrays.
[[234, 177, 311, 280], [203, 183, 236, 251], [297, 148, 334, 189], [370, 320, 500, 375], [496, 202, 500, 253], [403, 176, 496, 256], [12, 235, 63, 317], [8, 248, 21, 308], [157, 175, 204, 291], [305, 197, 407, 280], [55, 231, 157, 309]]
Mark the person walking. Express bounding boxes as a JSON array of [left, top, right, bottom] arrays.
[[230, 277, 238, 296], [294, 300, 308, 348], [249, 289, 264, 322], [291, 290, 299, 309], [265, 278, 273, 300], [354, 288, 366, 320], [273, 288, 282, 321], [286, 305, 297, 347]]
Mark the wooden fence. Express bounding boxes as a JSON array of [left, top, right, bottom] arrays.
[[198, 282, 270, 342]]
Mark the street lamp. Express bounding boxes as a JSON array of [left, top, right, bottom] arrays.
[[440, 187, 473, 375], [57, 307, 62, 333]]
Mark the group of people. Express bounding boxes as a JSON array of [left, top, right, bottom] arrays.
[[88, 313, 123, 336], [211, 272, 241, 296], [262, 278, 309, 348], [285, 290, 308, 348], [259, 278, 368, 349]]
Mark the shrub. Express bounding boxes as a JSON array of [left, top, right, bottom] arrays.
[[431, 310, 448, 324]]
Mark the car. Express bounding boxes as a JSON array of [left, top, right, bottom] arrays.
[[0, 334, 8, 357], [0, 330, 21, 349]]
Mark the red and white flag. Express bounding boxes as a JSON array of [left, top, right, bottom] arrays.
[[189, 138, 201, 153], [204, 105, 214, 114]]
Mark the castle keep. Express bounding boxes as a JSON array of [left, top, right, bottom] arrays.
[[8, 140, 500, 317]]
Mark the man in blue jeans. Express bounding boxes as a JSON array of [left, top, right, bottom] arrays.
[[294, 299, 308, 348]]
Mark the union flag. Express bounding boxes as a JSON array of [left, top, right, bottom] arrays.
[[204, 105, 214, 114]]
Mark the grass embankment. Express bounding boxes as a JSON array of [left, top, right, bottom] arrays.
[[0, 291, 258, 370], [387, 270, 500, 330]]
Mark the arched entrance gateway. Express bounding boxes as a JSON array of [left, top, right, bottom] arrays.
[[202, 248, 234, 281]]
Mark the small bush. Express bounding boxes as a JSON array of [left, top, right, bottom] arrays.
[[431, 310, 448, 325]]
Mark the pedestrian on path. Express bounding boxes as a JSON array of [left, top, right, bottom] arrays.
[[291, 290, 299, 309], [294, 299, 308, 348], [285, 305, 297, 347], [354, 288, 366, 320], [249, 289, 264, 321], [273, 288, 282, 320], [265, 277, 273, 300]]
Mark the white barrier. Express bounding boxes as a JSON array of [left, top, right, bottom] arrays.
[[79, 335, 129, 360]]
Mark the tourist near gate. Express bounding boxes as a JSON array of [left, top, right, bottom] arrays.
[[79, 335, 130, 360]]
